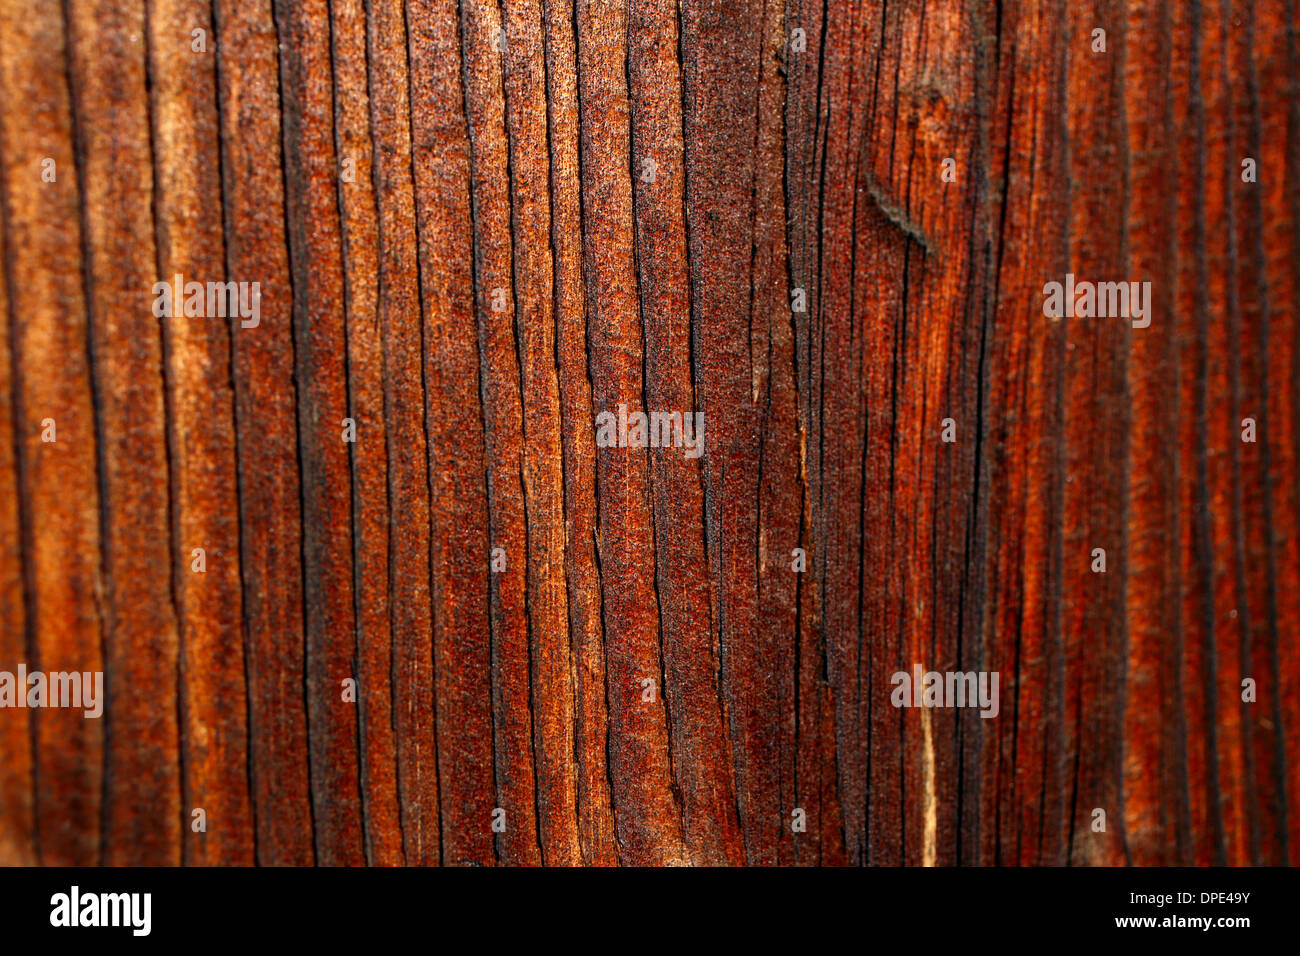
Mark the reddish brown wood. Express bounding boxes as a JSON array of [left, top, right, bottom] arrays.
[[0, 0, 1296, 867], [0, 0, 105, 866]]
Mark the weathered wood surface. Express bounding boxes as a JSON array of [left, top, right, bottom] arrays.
[[0, 0, 1296, 865]]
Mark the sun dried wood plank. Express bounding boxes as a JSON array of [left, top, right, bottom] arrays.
[[0, 0, 105, 866], [0, 0, 1294, 868], [406, 0, 494, 866], [213, 0, 314, 865], [147, 0, 256, 866], [331, 0, 404, 867], [459, 0, 543, 866], [575, 0, 685, 865], [645, 0, 747, 866], [501, 0, 583, 865], [0, 145, 34, 867], [273, 0, 366, 865], [541, 0, 619, 866], [64, 0, 181, 866]]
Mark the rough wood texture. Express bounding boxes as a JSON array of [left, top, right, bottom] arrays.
[[0, 0, 1296, 865]]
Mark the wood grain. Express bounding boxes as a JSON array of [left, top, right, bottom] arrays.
[[0, 0, 1295, 865]]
